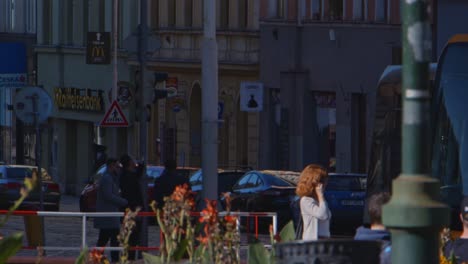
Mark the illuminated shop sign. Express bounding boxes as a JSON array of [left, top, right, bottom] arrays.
[[54, 87, 104, 112]]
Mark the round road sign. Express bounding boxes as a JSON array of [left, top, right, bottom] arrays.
[[14, 86, 52, 124]]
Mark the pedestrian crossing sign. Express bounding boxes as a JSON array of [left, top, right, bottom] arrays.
[[100, 100, 129, 127]]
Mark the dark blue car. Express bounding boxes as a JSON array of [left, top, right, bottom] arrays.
[[229, 170, 300, 230], [324, 173, 367, 235]]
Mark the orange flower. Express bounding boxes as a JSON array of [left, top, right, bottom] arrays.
[[89, 248, 107, 264], [199, 199, 218, 224], [197, 234, 210, 245], [224, 215, 237, 226]]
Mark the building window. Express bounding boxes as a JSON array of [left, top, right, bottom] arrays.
[[351, 93, 367, 173], [278, 0, 286, 18], [10, 0, 15, 31], [313, 92, 336, 172], [239, 0, 247, 29], [392, 46, 402, 64], [168, 0, 175, 27], [65, 0, 73, 45], [329, 0, 343, 20], [219, 0, 228, 29], [150, 0, 159, 30], [185, 0, 193, 27], [43, 0, 52, 44]]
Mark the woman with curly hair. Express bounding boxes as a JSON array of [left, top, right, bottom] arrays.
[[296, 164, 332, 240]]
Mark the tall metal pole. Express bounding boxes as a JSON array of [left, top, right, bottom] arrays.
[[382, 0, 449, 263], [138, 0, 149, 251], [108, 0, 119, 158], [201, 0, 218, 203], [113, 0, 118, 101]]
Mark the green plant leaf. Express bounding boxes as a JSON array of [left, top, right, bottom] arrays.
[[248, 242, 270, 264], [193, 245, 210, 263], [173, 238, 188, 261], [74, 247, 88, 264], [0, 232, 23, 263], [143, 252, 163, 264], [279, 221, 295, 243]]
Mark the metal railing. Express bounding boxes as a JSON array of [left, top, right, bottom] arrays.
[[0, 210, 277, 252]]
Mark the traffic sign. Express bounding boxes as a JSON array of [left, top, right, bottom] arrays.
[[14, 86, 52, 124], [100, 100, 129, 127], [86, 32, 111, 64]]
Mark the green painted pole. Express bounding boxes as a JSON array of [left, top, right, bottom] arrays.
[[382, 0, 449, 263]]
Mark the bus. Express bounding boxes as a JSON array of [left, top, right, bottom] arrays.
[[367, 34, 468, 230]]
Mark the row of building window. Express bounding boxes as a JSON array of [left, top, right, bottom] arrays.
[[0, 0, 36, 34], [1, 0, 399, 45]]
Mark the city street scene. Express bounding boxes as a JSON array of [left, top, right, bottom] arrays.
[[1, 0, 467, 263]]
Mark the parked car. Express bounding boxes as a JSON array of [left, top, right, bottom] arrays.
[[147, 166, 199, 203], [0, 165, 61, 211], [228, 170, 300, 230], [80, 164, 198, 212], [324, 173, 367, 235], [189, 168, 246, 209]]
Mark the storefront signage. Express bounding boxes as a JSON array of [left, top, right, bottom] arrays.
[[0, 73, 27, 87], [54, 87, 104, 112], [86, 32, 111, 64], [240, 82, 263, 112], [165, 77, 178, 97]]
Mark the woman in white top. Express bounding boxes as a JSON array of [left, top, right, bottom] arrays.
[[296, 164, 332, 240]]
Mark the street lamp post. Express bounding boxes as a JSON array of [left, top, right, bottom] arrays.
[[138, 0, 149, 253], [201, 0, 218, 203], [382, 0, 449, 263]]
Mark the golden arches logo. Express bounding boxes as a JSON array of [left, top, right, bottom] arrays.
[[91, 46, 105, 57]]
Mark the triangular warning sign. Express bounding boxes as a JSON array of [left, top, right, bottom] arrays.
[[100, 100, 129, 127]]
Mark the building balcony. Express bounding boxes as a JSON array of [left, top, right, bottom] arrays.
[[149, 29, 259, 66]]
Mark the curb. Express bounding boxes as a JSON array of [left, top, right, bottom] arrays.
[[7, 256, 76, 264]]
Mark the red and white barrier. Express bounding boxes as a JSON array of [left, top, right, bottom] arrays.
[[0, 210, 277, 252]]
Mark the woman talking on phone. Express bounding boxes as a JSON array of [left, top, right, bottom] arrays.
[[296, 164, 332, 240]]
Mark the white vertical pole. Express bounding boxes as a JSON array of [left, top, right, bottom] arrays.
[[107, 0, 119, 158], [113, 0, 118, 101], [201, 0, 219, 203]]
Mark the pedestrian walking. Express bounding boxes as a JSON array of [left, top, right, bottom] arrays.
[[153, 159, 188, 209], [295, 164, 331, 240], [94, 158, 128, 263], [119, 154, 145, 260], [354, 192, 392, 264], [444, 196, 468, 262]]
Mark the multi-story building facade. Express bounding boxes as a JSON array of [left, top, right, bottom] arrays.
[[34, 0, 262, 194], [145, 0, 261, 169], [13, 0, 468, 195], [0, 0, 37, 165], [258, 0, 402, 173]]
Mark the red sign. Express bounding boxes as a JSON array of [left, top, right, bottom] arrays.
[[100, 100, 129, 127]]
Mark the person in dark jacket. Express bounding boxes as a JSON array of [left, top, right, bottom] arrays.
[[153, 159, 188, 209], [94, 158, 128, 263], [444, 196, 468, 261], [119, 154, 145, 260], [354, 192, 391, 264]]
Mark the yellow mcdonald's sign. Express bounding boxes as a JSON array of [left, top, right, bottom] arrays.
[[91, 46, 105, 57]]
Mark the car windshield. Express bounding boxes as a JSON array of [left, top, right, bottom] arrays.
[[327, 176, 366, 191], [147, 167, 164, 178], [218, 173, 244, 192], [6, 167, 33, 179]]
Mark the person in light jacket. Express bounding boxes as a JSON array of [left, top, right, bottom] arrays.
[[94, 158, 128, 263], [296, 164, 331, 240]]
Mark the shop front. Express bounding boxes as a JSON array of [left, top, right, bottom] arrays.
[[36, 47, 131, 194]]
